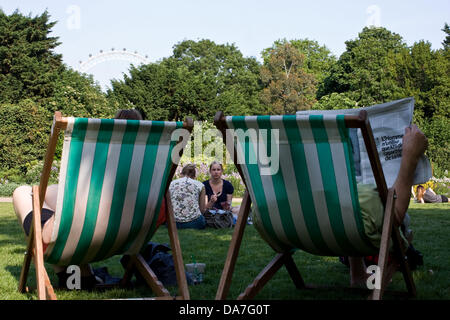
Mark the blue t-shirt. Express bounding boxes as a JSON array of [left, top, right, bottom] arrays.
[[203, 179, 234, 210]]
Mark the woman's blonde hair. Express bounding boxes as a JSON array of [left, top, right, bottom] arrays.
[[209, 161, 223, 172]]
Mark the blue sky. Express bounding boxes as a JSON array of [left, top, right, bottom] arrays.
[[1, 0, 449, 90]]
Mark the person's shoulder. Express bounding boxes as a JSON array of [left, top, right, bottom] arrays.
[[170, 178, 182, 186], [192, 179, 204, 188], [223, 179, 234, 191], [223, 179, 233, 186], [203, 180, 210, 186]]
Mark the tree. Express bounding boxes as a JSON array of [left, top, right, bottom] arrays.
[[0, 10, 63, 103], [108, 40, 263, 120], [319, 26, 449, 175], [262, 38, 336, 97], [47, 68, 116, 118], [442, 23, 450, 51], [0, 9, 118, 178], [314, 92, 358, 110], [320, 27, 409, 106], [260, 41, 317, 114]]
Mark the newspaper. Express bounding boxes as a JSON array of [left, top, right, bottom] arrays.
[[297, 97, 432, 187]]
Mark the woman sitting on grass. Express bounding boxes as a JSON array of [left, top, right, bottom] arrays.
[[203, 161, 234, 212], [416, 185, 449, 203], [169, 164, 206, 229]]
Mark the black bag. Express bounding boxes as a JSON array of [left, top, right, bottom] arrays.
[[120, 242, 193, 287], [204, 210, 233, 229]]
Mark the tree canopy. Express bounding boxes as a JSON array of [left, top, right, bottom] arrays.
[[107, 39, 264, 120], [259, 41, 317, 114], [0, 10, 63, 103], [0, 9, 448, 178]]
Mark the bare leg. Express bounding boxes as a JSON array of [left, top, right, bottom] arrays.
[[13, 184, 58, 243], [349, 257, 368, 287]]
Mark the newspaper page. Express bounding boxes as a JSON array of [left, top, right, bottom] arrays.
[[297, 97, 432, 188]]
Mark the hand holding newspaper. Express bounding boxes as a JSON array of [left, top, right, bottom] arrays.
[[297, 97, 432, 188]]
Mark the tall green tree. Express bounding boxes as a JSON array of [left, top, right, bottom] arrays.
[[320, 27, 409, 106], [108, 39, 263, 120], [0, 10, 63, 103], [394, 40, 450, 120], [262, 38, 336, 97], [442, 23, 450, 51], [260, 41, 317, 114], [0, 10, 116, 176], [47, 68, 116, 118]]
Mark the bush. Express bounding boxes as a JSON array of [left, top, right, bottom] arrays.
[[0, 181, 21, 197], [0, 100, 52, 173], [24, 160, 60, 185], [422, 116, 449, 178]]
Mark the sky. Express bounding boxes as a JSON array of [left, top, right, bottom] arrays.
[[1, 0, 449, 91]]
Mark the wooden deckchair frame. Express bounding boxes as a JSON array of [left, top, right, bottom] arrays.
[[214, 110, 416, 300], [18, 111, 193, 300]]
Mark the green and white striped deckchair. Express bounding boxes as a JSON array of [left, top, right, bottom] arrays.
[[19, 111, 193, 300], [214, 110, 416, 300]]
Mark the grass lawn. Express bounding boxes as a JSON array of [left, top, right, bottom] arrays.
[[0, 201, 449, 300]]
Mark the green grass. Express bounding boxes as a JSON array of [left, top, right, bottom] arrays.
[[0, 201, 449, 300]]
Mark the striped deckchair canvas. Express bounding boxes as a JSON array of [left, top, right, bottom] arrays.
[[226, 114, 377, 257], [215, 110, 416, 300], [46, 116, 181, 265], [19, 112, 192, 300]]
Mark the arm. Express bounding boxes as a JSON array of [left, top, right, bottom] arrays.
[[392, 125, 428, 224], [205, 193, 218, 211], [227, 193, 233, 206], [199, 187, 206, 213]]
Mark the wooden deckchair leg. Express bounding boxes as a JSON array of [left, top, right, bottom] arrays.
[[165, 191, 190, 300], [18, 226, 34, 293], [284, 253, 306, 289], [31, 185, 51, 300], [238, 253, 288, 300], [371, 188, 396, 300], [216, 191, 251, 300], [392, 227, 416, 297], [133, 254, 171, 297], [371, 188, 416, 300], [43, 268, 56, 300]]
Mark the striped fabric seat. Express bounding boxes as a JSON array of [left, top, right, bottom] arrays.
[[226, 114, 377, 257], [44, 117, 183, 266], [216, 110, 416, 300]]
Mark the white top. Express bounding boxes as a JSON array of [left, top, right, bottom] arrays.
[[169, 177, 204, 223]]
